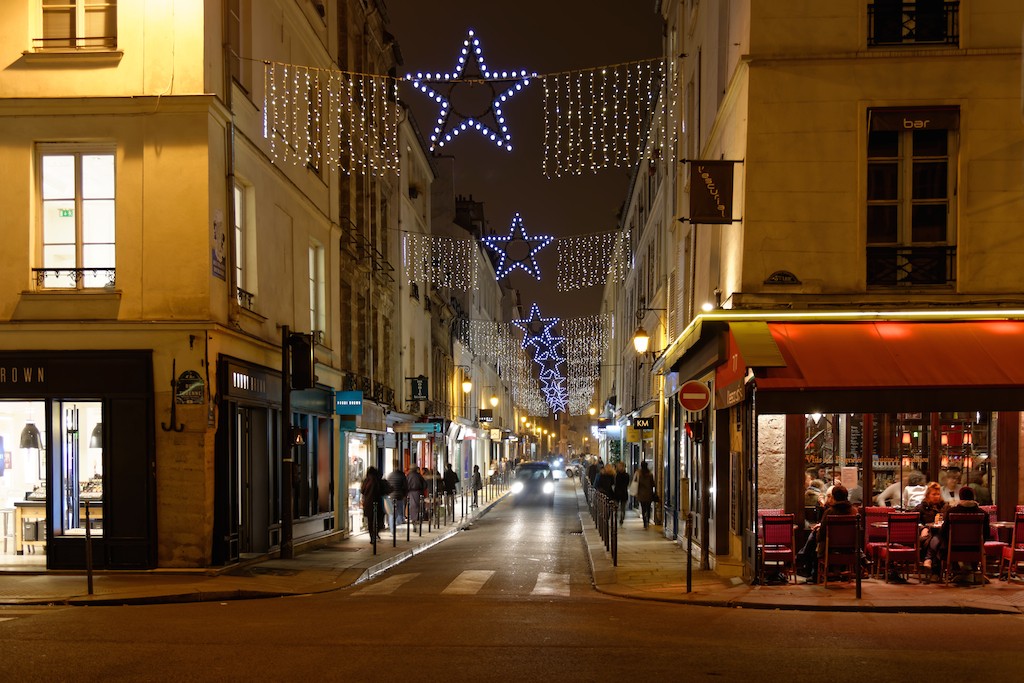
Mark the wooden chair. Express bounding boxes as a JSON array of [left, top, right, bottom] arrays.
[[818, 514, 859, 586], [879, 513, 920, 582], [863, 506, 890, 577], [944, 512, 986, 585], [1000, 513, 1024, 579], [759, 514, 797, 584]]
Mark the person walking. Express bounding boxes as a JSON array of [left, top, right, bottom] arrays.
[[613, 461, 630, 525], [471, 464, 483, 508], [386, 462, 408, 526], [443, 461, 459, 518], [360, 466, 385, 542], [407, 463, 426, 524], [635, 461, 656, 529]]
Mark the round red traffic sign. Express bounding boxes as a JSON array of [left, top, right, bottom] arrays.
[[678, 380, 710, 412]]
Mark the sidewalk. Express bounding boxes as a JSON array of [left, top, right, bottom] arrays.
[[577, 484, 1024, 614], [3, 483, 1024, 614]]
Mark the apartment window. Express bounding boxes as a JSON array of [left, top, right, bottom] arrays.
[[37, 0, 117, 50], [37, 145, 116, 289], [233, 180, 254, 309], [309, 241, 326, 341], [227, 0, 252, 92], [866, 107, 958, 287], [868, 0, 958, 47]]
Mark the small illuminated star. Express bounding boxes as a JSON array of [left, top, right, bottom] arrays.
[[407, 29, 535, 152], [512, 303, 559, 347], [483, 213, 554, 281]]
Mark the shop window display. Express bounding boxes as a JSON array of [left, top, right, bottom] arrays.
[[1, 400, 103, 557]]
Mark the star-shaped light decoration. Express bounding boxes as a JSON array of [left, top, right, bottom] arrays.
[[512, 303, 559, 348], [483, 214, 554, 281], [407, 29, 536, 152]]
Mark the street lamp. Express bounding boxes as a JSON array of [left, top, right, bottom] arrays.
[[632, 325, 651, 354], [588, 406, 597, 416], [489, 393, 499, 407]]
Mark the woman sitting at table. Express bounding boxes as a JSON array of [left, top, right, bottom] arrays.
[[922, 486, 990, 583], [914, 481, 945, 558]]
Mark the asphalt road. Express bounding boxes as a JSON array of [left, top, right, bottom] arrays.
[[4, 482, 1024, 682]]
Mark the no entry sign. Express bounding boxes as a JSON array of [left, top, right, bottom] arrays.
[[678, 380, 710, 412]]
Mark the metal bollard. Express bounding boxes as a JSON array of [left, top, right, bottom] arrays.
[[392, 502, 397, 548], [372, 501, 378, 555], [610, 502, 618, 567], [84, 500, 94, 595]]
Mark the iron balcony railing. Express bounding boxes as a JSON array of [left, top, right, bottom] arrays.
[[867, 1, 959, 47], [32, 267, 115, 289], [866, 245, 956, 287]]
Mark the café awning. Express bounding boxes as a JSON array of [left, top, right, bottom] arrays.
[[752, 321, 1024, 412]]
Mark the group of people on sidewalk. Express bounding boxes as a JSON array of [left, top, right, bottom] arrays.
[[585, 458, 658, 529], [359, 461, 464, 542], [795, 477, 993, 585]]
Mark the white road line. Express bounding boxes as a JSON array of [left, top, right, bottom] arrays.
[[441, 570, 495, 595], [353, 573, 419, 596], [531, 572, 570, 597], [0, 618, 15, 622]]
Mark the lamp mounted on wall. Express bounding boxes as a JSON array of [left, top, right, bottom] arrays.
[[455, 364, 473, 394], [632, 301, 667, 358]]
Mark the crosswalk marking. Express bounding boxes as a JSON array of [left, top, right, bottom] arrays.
[[353, 573, 419, 596], [442, 570, 495, 595], [531, 572, 570, 597]]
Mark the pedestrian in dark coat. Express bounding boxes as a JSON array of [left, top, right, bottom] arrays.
[[360, 466, 385, 542], [613, 461, 630, 525], [635, 461, 656, 529], [407, 464, 426, 523], [443, 462, 459, 517], [471, 465, 483, 508], [386, 464, 409, 525]]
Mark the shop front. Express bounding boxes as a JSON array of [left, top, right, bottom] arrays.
[[0, 350, 155, 570], [658, 314, 1024, 582]]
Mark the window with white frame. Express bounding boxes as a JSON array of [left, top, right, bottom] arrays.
[[866, 107, 958, 287], [233, 180, 255, 309], [38, 145, 116, 289], [309, 241, 326, 341], [37, 0, 118, 50]]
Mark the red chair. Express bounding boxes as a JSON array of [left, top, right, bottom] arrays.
[[878, 513, 920, 583], [818, 514, 859, 586], [759, 514, 797, 584], [980, 505, 1007, 575], [757, 508, 784, 541], [1000, 513, 1024, 579], [863, 506, 890, 577], [944, 512, 987, 585]]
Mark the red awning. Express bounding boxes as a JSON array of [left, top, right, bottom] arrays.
[[755, 321, 1024, 391]]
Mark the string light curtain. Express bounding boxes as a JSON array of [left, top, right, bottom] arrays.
[[402, 233, 480, 291], [542, 59, 665, 178], [557, 230, 633, 291], [263, 61, 400, 178], [564, 314, 612, 414]]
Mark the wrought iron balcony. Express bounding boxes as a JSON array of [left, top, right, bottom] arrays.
[[236, 288, 255, 311], [866, 245, 956, 287], [32, 267, 115, 289], [868, 1, 959, 47]]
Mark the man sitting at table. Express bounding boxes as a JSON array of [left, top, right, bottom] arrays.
[[922, 486, 990, 584]]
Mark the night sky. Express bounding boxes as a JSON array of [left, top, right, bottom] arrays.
[[384, 0, 663, 319]]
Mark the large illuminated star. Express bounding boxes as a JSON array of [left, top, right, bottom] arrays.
[[483, 213, 553, 281], [407, 29, 535, 152]]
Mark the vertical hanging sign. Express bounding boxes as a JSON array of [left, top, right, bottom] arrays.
[[688, 160, 738, 224]]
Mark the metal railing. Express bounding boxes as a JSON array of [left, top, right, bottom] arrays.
[[867, 1, 959, 47], [867, 245, 956, 287], [581, 475, 618, 566], [361, 469, 512, 552]]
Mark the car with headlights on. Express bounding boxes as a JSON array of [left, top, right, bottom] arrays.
[[511, 462, 555, 506]]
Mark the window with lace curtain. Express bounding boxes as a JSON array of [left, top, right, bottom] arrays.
[[36, 0, 117, 50]]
